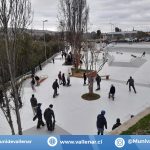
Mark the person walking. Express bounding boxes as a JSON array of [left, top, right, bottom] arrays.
[[62, 73, 66, 86], [83, 72, 87, 85], [30, 94, 38, 115], [126, 76, 136, 93], [95, 74, 101, 90], [112, 118, 121, 130], [33, 103, 45, 129], [52, 79, 59, 98], [96, 110, 107, 135], [44, 104, 55, 131], [108, 84, 116, 100]]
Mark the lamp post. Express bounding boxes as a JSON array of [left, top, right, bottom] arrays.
[[43, 20, 48, 62]]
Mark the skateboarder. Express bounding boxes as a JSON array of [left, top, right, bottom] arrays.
[[30, 94, 38, 115], [108, 84, 115, 100], [52, 79, 59, 98], [126, 76, 136, 93], [96, 110, 107, 135]]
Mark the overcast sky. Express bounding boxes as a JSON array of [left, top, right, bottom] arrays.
[[30, 0, 150, 33]]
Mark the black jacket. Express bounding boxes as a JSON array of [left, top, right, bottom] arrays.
[[36, 106, 42, 119], [30, 97, 37, 107], [44, 108, 55, 122], [127, 78, 134, 86], [112, 122, 121, 130], [96, 75, 101, 83], [52, 81, 59, 90], [110, 86, 115, 94], [97, 114, 107, 129]]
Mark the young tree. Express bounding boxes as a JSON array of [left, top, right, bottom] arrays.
[[0, 0, 32, 135], [58, 0, 89, 69]]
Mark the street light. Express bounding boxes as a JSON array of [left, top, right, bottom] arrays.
[[43, 20, 48, 62]]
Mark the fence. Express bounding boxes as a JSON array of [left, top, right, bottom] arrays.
[[3, 52, 60, 89]]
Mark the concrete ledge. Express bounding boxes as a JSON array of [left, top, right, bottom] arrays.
[[109, 107, 150, 135], [23, 124, 71, 135]]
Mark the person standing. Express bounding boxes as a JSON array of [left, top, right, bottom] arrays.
[[39, 61, 42, 70], [52, 58, 55, 64], [83, 72, 87, 85], [62, 73, 66, 86], [67, 73, 71, 86], [31, 77, 36, 91], [44, 104, 55, 131], [33, 103, 45, 129], [52, 79, 59, 98], [141, 51, 146, 57], [96, 110, 107, 135], [58, 71, 62, 85], [112, 118, 121, 130], [126, 76, 136, 93], [30, 94, 38, 115], [95, 74, 101, 90], [108, 84, 116, 100], [0, 90, 5, 107], [35, 75, 40, 86]]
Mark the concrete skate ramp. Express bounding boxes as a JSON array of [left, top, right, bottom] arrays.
[[23, 124, 71, 135], [109, 58, 147, 68]]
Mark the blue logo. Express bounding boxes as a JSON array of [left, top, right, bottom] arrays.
[[47, 136, 58, 147]]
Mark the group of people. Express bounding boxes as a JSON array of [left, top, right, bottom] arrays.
[[52, 71, 71, 98], [30, 94, 55, 131], [96, 76, 137, 135], [83, 72, 136, 101], [96, 110, 121, 135]]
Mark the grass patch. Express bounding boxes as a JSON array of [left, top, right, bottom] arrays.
[[121, 114, 150, 135], [82, 93, 100, 101]]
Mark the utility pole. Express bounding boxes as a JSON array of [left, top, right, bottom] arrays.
[[43, 20, 48, 62]]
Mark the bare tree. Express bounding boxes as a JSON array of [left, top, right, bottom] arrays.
[[0, 0, 32, 135], [0, 60, 15, 135], [58, 0, 89, 69]]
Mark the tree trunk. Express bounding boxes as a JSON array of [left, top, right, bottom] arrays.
[[2, 93, 15, 135], [88, 76, 93, 94], [4, 31, 22, 135]]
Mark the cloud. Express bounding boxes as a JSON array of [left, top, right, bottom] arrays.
[[30, 0, 150, 32]]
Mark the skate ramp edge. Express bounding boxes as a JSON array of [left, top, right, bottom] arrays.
[[23, 124, 71, 135]]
